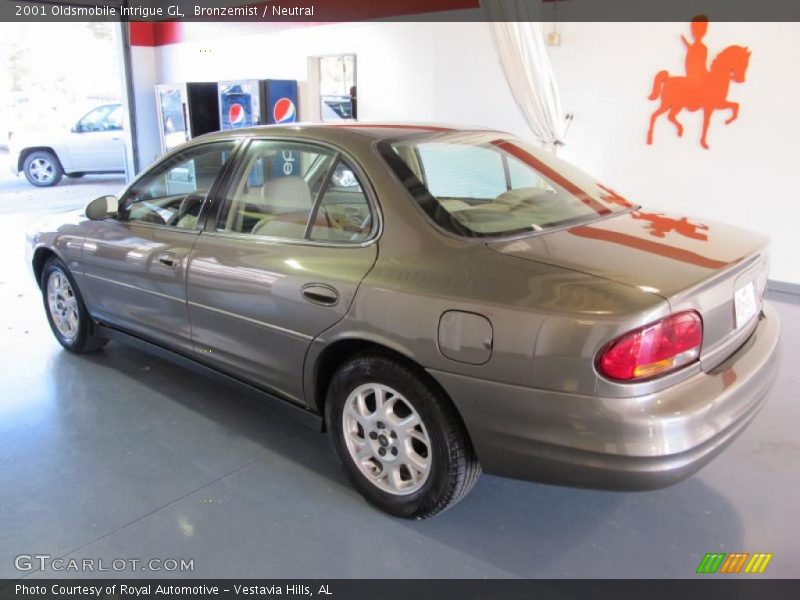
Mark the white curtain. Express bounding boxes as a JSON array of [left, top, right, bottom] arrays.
[[481, 0, 567, 150]]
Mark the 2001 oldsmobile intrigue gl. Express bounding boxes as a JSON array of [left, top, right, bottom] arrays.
[[28, 124, 780, 518]]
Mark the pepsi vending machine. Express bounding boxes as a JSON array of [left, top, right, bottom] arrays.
[[266, 79, 298, 126], [265, 80, 299, 177], [218, 80, 267, 130], [155, 82, 220, 154]]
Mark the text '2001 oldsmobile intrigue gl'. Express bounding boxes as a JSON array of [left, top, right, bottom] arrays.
[[28, 123, 780, 518]]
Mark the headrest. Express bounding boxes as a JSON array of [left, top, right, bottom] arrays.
[[261, 176, 312, 212]]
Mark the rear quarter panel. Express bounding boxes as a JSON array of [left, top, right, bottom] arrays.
[[301, 140, 669, 401]]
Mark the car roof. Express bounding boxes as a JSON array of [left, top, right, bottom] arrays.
[[196, 122, 502, 143]]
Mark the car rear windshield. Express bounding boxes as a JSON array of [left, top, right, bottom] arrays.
[[378, 132, 634, 238]]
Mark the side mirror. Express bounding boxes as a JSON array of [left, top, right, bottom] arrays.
[[85, 195, 119, 220]]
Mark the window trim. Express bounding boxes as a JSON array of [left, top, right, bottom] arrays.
[[116, 138, 244, 232], [206, 136, 381, 248], [303, 155, 340, 240]]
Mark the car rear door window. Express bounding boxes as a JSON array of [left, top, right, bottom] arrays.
[[120, 141, 237, 229], [216, 140, 374, 244], [309, 161, 372, 243]]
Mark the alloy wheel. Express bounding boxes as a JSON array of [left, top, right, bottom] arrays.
[[28, 158, 56, 184], [47, 271, 79, 340], [342, 383, 432, 495]]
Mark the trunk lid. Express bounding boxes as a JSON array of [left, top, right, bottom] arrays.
[[488, 210, 769, 370]]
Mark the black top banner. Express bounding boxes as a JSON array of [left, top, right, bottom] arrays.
[[2, 0, 800, 23]]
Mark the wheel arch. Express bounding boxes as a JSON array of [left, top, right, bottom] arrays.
[[308, 336, 467, 435], [32, 246, 60, 289], [18, 146, 61, 172]]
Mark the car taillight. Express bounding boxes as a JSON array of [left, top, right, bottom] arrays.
[[596, 311, 703, 381]]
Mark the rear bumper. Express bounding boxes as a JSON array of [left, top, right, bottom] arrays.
[[430, 302, 780, 490]]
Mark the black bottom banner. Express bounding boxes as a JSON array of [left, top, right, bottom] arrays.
[[1, 579, 798, 600]]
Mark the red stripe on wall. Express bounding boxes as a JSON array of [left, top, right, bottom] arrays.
[[129, 22, 154, 46], [153, 22, 183, 46], [130, 22, 183, 47]]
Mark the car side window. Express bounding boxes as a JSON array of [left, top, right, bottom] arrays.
[[309, 160, 372, 243], [105, 105, 124, 131], [77, 105, 122, 132], [120, 141, 236, 229], [217, 140, 338, 240]]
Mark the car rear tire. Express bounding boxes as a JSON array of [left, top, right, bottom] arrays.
[[326, 353, 481, 519], [41, 257, 107, 353], [23, 151, 63, 187]]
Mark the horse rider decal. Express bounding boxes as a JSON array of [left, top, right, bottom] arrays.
[[647, 16, 751, 149]]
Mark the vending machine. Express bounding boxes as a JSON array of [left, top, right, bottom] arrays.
[[217, 79, 299, 130], [265, 79, 299, 125], [154, 82, 220, 154], [218, 80, 267, 130]]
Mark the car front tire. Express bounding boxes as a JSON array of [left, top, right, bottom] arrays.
[[41, 257, 106, 353], [23, 150, 63, 187], [326, 353, 481, 519]]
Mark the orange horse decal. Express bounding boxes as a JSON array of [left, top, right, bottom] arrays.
[[631, 212, 709, 241], [646, 17, 751, 149]]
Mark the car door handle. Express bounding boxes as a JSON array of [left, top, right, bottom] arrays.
[[301, 284, 339, 306], [157, 252, 180, 269]]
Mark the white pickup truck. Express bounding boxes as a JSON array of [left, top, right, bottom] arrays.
[[9, 103, 127, 187]]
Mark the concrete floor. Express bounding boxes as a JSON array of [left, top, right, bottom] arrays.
[[1, 152, 798, 579]]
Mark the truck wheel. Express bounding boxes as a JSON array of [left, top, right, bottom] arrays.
[[326, 353, 481, 519], [41, 257, 107, 353], [23, 151, 63, 187]]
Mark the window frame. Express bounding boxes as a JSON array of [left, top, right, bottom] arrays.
[[116, 138, 245, 232], [205, 136, 381, 248]]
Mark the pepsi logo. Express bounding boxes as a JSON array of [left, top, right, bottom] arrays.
[[228, 103, 245, 127], [273, 97, 296, 124]]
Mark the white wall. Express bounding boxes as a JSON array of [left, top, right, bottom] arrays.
[[154, 22, 440, 123], [141, 21, 800, 284], [548, 22, 800, 285], [129, 45, 161, 169]]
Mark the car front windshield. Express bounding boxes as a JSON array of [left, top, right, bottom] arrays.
[[379, 132, 635, 238]]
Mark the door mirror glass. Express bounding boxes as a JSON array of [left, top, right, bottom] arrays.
[[86, 195, 119, 220]]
